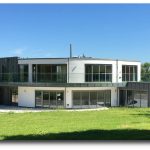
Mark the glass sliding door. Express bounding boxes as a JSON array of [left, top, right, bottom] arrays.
[[35, 91, 43, 107], [56, 65, 67, 83], [33, 64, 67, 83], [90, 91, 97, 107], [35, 90, 64, 108], [43, 91, 49, 107], [19, 64, 28, 82], [81, 92, 89, 108], [105, 90, 111, 107], [56, 91, 64, 108], [11, 88, 18, 106], [97, 91, 105, 107], [50, 92, 57, 108], [72, 90, 111, 108], [73, 92, 81, 107]]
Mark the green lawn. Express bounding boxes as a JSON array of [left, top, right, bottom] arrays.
[[1, 108, 150, 140]]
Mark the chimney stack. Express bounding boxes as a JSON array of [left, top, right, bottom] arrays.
[[70, 44, 72, 58]]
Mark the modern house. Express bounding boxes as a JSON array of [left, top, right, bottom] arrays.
[[0, 55, 149, 108]]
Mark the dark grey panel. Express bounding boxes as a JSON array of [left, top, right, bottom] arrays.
[[0, 57, 19, 82]]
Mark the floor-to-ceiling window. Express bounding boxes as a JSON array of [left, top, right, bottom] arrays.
[[35, 91, 42, 107], [35, 90, 64, 108], [11, 88, 18, 105], [43, 91, 49, 107], [19, 64, 28, 82], [32, 64, 67, 83], [85, 64, 112, 82], [122, 65, 137, 82], [73, 90, 111, 108]]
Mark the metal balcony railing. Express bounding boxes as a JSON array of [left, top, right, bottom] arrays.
[[0, 72, 149, 84], [0, 73, 67, 83]]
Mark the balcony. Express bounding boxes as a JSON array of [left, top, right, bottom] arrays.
[[0, 73, 67, 83], [0, 72, 127, 88], [32, 73, 67, 83]]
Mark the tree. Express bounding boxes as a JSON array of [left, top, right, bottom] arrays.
[[141, 63, 150, 82]]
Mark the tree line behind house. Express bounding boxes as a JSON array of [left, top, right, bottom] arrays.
[[141, 63, 150, 82]]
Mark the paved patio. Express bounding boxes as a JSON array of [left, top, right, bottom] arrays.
[[0, 105, 108, 113]]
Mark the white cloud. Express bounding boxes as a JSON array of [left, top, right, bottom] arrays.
[[8, 48, 53, 58]]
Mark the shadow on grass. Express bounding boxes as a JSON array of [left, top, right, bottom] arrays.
[[131, 113, 150, 118], [3, 129, 150, 140]]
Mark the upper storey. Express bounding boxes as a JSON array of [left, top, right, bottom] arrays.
[[18, 57, 141, 83]]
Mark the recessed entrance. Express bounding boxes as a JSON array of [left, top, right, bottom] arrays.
[[0, 86, 18, 106]]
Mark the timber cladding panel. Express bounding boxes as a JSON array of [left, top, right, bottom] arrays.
[[0, 57, 19, 82]]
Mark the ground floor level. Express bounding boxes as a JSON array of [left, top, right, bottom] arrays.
[[18, 86, 116, 108], [0, 83, 149, 108]]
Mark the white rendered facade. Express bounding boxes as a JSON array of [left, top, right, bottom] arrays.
[[17, 57, 141, 108]]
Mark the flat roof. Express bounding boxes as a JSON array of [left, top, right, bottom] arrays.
[[18, 57, 141, 62]]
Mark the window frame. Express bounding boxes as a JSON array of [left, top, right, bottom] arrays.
[[122, 65, 138, 82], [85, 64, 112, 82]]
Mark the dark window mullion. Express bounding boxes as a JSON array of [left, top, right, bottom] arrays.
[[105, 65, 106, 82], [99, 65, 100, 82], [91, 65, 93, 82], [125, 66, 126, 81]]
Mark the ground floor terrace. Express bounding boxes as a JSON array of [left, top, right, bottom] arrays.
[[0, 82, 150, 108]]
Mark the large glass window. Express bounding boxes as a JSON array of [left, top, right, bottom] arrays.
[[50, 92, 57, 107], [73, 92, 81, 106], [97, 91, 105, 106], [35, 91, 42, 107], [90, 91, 97, 105], [35, 90, 64, 108], [32, 64, 67, 83], [105, 90, 111, 107], [43, 91, 49, 107], [73, 90, 111, 108], [93, 65, 99, 82], [82, 92, 89, 106], [85, 65, 92, 82], [85, 64, 112, 82], [19, 64, 28, 82], [11, 88, 18, 105], [122, 65, 137, 82]]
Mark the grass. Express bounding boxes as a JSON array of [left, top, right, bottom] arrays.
[[1, 108, 150, 140]]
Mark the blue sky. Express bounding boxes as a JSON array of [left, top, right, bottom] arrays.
[[0, 4, 150, 62]]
